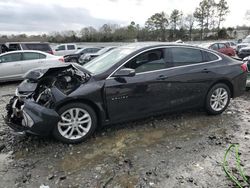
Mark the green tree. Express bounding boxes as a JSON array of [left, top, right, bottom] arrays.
[[145, 12, 169, 41], [194, 1, 206, 40], [170, 9, 183, 39]]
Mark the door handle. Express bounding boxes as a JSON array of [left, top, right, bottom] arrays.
[[157, 75, 168, 80], [201, 69, 210, 73]]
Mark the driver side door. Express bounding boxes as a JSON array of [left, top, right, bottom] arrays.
[[104, 48, 173, 123]]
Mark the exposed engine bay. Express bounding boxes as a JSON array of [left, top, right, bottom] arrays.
[[5, 64, 91, 130]]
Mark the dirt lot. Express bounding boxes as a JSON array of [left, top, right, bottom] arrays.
[[0, 82, 250, 188]]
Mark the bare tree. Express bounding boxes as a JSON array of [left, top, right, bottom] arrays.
[[216, 0, 229, 31], [184, 14, 195, 41]]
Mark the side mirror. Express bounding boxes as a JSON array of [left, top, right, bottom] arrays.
[[113, 68, 135, 77], [55, 49, 59, 51]]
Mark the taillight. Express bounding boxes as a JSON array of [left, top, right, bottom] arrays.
[[48, 50, 54, 55], [241, 63, 248, 72], [59, 57, 64, 63]]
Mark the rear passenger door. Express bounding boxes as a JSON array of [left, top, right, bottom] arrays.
[[164, 47, 219, 110], [21, 52, 46, 74]]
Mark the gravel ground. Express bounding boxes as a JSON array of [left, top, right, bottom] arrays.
[[0, 82, 250, 188]]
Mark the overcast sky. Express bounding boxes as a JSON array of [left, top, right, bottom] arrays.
[[0, 0, 249, 35]]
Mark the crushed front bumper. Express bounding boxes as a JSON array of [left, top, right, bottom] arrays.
[[5, 97, 60, 136]]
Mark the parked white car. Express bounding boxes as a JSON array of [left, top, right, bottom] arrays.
[[0, 50, 64, 82], [53, 44, 78, 56]]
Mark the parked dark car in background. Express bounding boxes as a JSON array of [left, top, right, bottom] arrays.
[[64, 47, 101, 63], [236, 37, 250, 54], [0, 43, 8, 54], [200, 42, 236, 57], [5, 42, 54, 54], [5, 43, 247, 144], [78, 46, 116, 64], [238, 46, 250, 59]]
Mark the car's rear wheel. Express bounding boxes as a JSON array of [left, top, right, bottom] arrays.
[[205, 83, 231, 115], [53, 103, 97, 144]]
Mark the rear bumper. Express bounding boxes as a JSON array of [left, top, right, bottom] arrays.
[[5, 97, 60, 136]]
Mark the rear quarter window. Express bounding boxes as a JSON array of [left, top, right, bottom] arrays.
[[204, 51, 219, 62]]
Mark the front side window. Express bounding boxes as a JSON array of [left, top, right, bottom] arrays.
[[67, 45, 75, 50], [171, 47, 203, 66], [0, 53, 22, 63], [8, 44, 21, 51], [210, 44, 219, 50], [124, 49, 166, 73], [23, 52, 45, 60], [57, 45, 65, 51]]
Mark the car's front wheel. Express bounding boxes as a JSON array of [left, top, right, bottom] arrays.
[[53, 103, 97, 144], [205, 83, 231, 115]]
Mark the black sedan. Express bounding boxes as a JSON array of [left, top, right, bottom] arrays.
[[5, 43, 247, 143], [64, 47, 101, 63]]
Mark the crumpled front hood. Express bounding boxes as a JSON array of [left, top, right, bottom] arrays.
[[17, 63, 91, 96], [23, 63, 91, 81]]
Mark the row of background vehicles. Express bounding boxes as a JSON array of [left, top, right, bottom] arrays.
[[0, 42, 117, 82], [0, 37, 250, 83]]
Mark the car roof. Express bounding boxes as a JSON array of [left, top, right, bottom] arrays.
[[6, 42, 49, 44], [0, 50, 49, 56], [116, 42, 197, 51]]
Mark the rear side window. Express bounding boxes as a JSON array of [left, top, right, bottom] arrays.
[[67, 45, 75, 50], [23, 52, 46, 60], [0, 53, 22, 63], [8, 44, 21, 51], [24, 43, 51, 51], [171, 47, 203, 66]]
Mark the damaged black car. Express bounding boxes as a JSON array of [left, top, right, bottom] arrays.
[[5, 43, 247, 143]]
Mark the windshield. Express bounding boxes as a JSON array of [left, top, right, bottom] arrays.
[[242, 38, 250, 43], [75, 48, 85, 54], [97, 47, 114, 55], [83, 47, 135, 75]]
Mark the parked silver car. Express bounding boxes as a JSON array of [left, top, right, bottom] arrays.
[[0, 50, 64, 82]]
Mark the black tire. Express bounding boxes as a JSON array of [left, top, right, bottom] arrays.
[[205, 83, 231, 115], [53, 103, 97, 144]]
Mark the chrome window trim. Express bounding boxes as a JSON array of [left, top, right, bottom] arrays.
[[106, 45, 222, 79]]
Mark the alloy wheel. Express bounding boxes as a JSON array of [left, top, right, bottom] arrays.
[[210, 88, 228, 111], [57, 108, 92, 140]]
